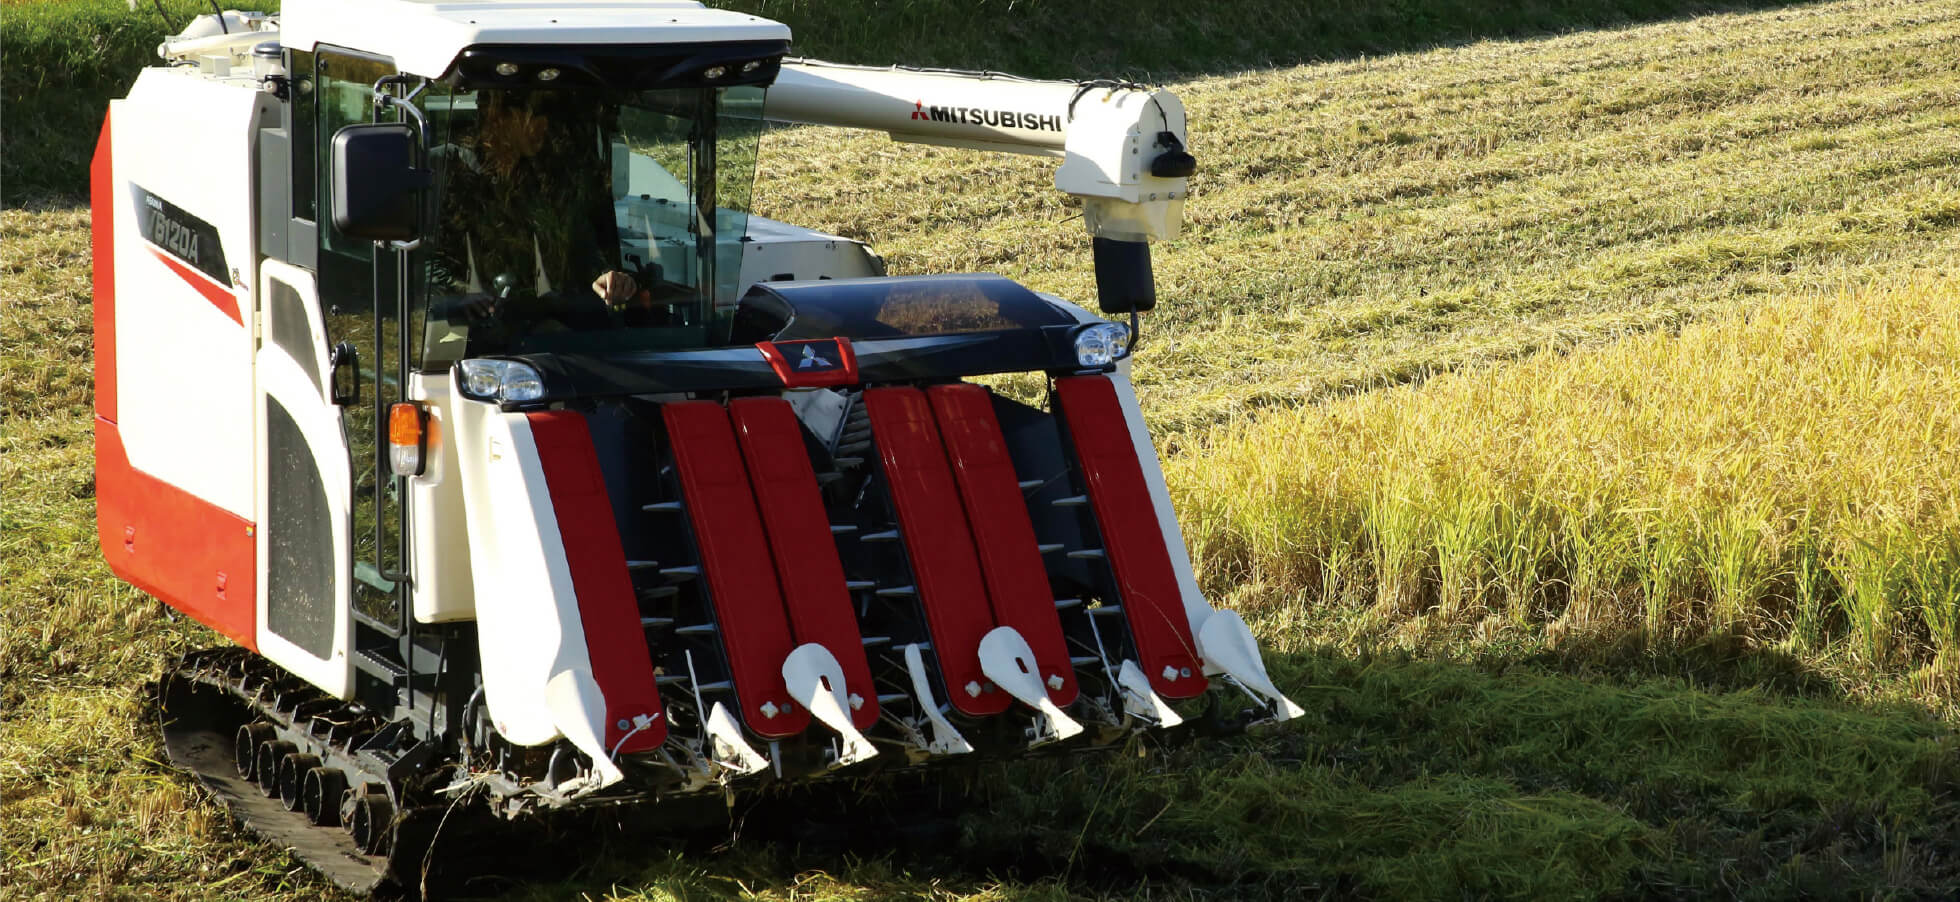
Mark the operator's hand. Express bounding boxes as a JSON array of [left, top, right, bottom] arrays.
[[592, 271, 640, 306]]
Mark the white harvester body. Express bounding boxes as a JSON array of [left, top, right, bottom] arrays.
[[96, 1, 1296, 890]]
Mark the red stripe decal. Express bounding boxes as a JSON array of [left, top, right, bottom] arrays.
[[149, 246, 242, 325], [91, 113, 117, 421], [527, 411, 666, 753], [729, 397, 879, 729], [1053, 376, 1206, 699], [927, 384, 1079, 706], [862, 387, 1009, 717], [662, 402, 809, 738], [96, 417, 256, 650]]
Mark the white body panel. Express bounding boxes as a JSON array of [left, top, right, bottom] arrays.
[[406, 374, 477, 623], [254, 262, 354, 696], [110, 68, 267, 518], [449, 389, 585, 746], [731, 216, 882, 307], [768, 62, 1074, 156], [280, 0, 788, 79], [767, 61, 1188, 241]]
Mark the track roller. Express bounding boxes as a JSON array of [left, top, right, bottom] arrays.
[[254, 740, 296, 797], [301, 767, 346, 827], [341, 786, 394, 856], [276, 753, 321, 812], [233, 722, 273, 779]]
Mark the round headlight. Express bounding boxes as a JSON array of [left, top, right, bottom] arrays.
[[494, 62, 520, 77], [536, 67, 561, 82], [1073, 322, 1132, 368], [703, 65, 728, 80]]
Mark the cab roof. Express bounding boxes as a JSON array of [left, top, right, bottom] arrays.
[[279, 0, 791, 79]]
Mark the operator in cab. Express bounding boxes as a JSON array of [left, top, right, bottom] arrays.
[[425, 88, 657, 353]]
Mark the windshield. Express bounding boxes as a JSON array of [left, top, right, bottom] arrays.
[[415, 84, 763, 368]]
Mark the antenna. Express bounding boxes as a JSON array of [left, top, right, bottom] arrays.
[[133, 0, 173, 35]]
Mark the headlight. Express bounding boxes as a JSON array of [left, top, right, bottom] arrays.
[[458, 359, 545, 404], [1072, 322, 1132, 368]]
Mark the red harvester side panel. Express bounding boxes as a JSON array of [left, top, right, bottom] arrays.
[[927, 384, 1079, 706], [661, 402, 810, 738], [97, 419, 258, 650], [92, 112, 116, 421], [728, 397, 879, 729], [527, 411, 667, 753], [862, 387, 1010, 717], [1052, 376, 1207, 699]]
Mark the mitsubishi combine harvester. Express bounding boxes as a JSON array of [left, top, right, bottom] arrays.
[[93, 0, 1301, 892]]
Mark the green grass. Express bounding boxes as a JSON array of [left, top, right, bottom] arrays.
[[2, 0, 1814, 203], [6, 0, 1960, 899], [0, 0, 281, 204]]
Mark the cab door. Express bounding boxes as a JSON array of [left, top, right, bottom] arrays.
[[255, 261, 353, 695]]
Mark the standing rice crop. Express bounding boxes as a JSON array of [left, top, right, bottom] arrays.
[[1170, 276, 1960, 676]]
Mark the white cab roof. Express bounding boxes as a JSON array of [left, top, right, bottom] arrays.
[[280, 0, 790, 79]]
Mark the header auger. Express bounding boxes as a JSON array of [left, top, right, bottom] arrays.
[[95, 0, 1300, 893]]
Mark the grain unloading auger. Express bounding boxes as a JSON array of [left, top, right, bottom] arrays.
[[93, 0, 1301, 892]]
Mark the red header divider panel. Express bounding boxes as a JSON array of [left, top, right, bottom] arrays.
[[926, 384, 1079, 706], [1052, 376, 1207, 700], [527, 411, 667, 753], [728, 397, 879, 730], [862, 388, 1009, 717], [661, 402, 809, 739]]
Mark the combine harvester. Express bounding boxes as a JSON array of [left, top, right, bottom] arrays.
[[92, 0, 1300, 892]]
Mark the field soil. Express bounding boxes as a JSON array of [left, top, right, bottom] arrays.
[[4, 0, 1959, 899]]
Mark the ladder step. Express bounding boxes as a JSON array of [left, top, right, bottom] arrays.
[[659, 565, 700, 581], [830, 524, 858, 535], [875, 585, 916, 598], [1067, 548, 1106, 560], [675, 623, 717, 636], [1053, 495, 1089, 507], [638, 585, 679, 601], [860, 530, 900, 543], [1037, 543, 1064, 554], [640, 617, 675, 628], [1054, 597, 1082, 610], [1018, 479, 1044, 491], [641, 501, 682, 513]]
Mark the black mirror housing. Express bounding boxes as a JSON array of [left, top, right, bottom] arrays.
[[330, 123, 428, 242], [1092, 236, 1156, 314]]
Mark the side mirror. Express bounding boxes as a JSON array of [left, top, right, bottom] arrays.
[[329, 341, 360, 406], [1092, 237, 1157, 314], [330, 123, 428, 242]]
